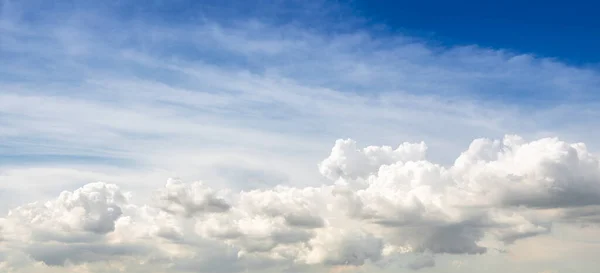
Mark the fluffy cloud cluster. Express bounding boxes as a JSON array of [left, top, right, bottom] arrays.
[[1, 135, 600, 272], [3, 183, 128, 242]]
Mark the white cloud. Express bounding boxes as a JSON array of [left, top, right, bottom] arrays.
[[318, 139, 427, 181], [3, 182, 128, 243], [2, 135, 600, 272]]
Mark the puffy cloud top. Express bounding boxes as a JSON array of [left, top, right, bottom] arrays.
[[4, 183, 128, 242], [155, 178, 231, 217], [319, 139, 428, 181]]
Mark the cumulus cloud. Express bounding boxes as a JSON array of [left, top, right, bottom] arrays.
[[1, 135, 600, 272], [318, 139, 427, 181], [3, 183, 128, 242], [155, 178, 231, 217]]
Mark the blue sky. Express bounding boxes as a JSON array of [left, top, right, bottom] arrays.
[[1, 1, 600, 273], [43, 0, 600, 65], [4, 0, 599, 103], [351, 0, 600, 65]]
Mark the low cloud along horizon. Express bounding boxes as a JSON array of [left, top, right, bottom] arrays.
[[3, 135, 600, 272]]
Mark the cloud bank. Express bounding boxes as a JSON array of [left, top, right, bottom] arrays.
[[2, 1, 600, 272], [2, 135, 600, 272]]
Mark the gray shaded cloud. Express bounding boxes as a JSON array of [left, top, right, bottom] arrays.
[[25, 243, 151, 266], [407, 255, 435, 270], [156, 178, 231, 217]]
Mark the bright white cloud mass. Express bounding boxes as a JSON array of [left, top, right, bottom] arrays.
[[2, 136, 600, 273], [1, 136, 600, 272], [1, 1, 600, 273]]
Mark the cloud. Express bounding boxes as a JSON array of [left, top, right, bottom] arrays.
[[155, 178, 231, 217], [4, 182, 128, 242], [24, 243, 151, 266], [407, 255, 435, 270], [2, 135, 600, 272], [318, 139, 427, 181]]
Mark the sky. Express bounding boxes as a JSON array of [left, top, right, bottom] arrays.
[[1, 0, 600, 272]]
